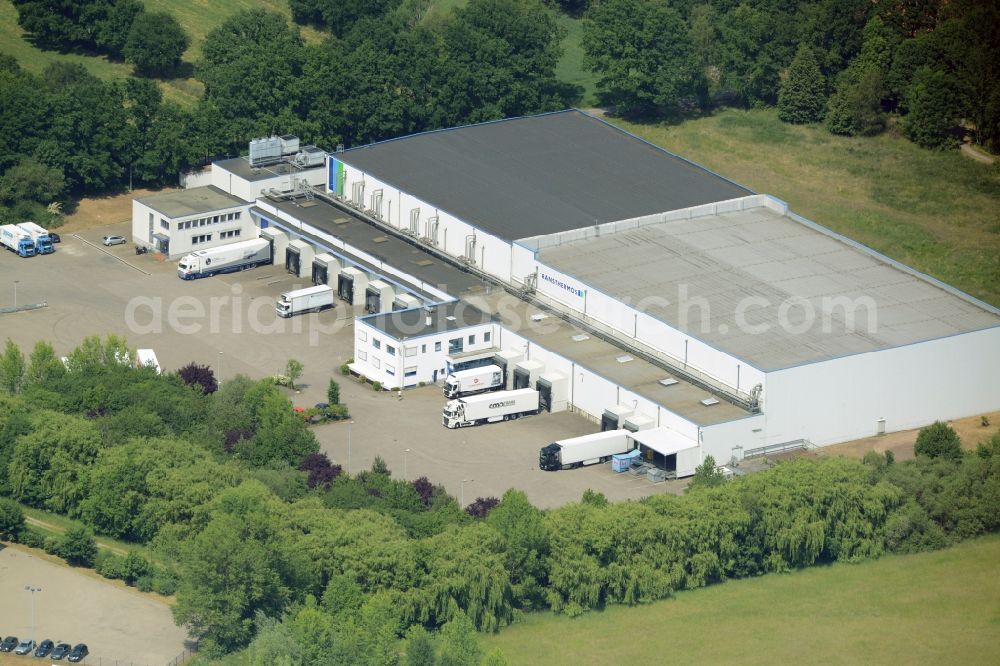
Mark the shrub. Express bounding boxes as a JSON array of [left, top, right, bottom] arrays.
[[153, 572, 179, 596], [914, 421, 962, 461], [135, 575, 155, 592], [0, 498, 25, 541], [465, 497, 500, 519], [327, 404, 350, 421], [327, 378, 340, 405], [299, 453, 343, 490], [340, 363, 351, 376], [178, 362, 218, 394], [122, 551, 152, 584], [372, 381, 382, 392], [18, 528, 46, 549], [97, 553, 126, 580], [56, 526, 98, 566]]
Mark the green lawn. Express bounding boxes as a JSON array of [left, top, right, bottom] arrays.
[[482, 534, 1000, 664], [610, 110, 1000, 307], [21, 504, 158, 562], [554, 13, 597, 107], [0, 0, 325, 105]]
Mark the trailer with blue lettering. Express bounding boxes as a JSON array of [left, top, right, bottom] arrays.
[[1, 224, 36, 257], [442, 388, 539, 428]]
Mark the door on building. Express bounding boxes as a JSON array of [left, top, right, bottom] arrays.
[[537, 379, 552, 412], [338, 275, 354, 302], [286, 248, 300, 276], [312, 263, 327, 286], [513, 368, 530, 390]]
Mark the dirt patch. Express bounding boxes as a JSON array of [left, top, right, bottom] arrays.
[[960, 142, 996, 165], [59, 187, 179, 233], [782, 411, 1000, 463]]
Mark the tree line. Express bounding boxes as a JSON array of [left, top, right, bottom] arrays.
[[582, 0, 1000, 150], [1, 335, 999, 663], [4, 0, 996, 231]]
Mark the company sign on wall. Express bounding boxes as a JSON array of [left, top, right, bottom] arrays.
[[538, 269, 586, 310]]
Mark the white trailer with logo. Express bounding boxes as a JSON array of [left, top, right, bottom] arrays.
[[443, 365, 504, 398], [442, 388, 539, 428], [177, 238, 271, 279], [276, 285, 335, 318]]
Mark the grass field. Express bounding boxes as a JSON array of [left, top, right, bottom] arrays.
[[482, 534, 1000, 664], [554, 13, 597, 107], [611, 110, 1000, 307], [0, 0, 324, 105]]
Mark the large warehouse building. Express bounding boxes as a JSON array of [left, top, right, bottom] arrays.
[[202, 109, 999, 467]]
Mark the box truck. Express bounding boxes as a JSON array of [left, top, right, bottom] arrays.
[[443, 364, 504, 398], [442, 388, 539, 429], [17, 222, 54, 254], [177, 238, 271, 280], [276, 285, 335, 318], [0, 224, 36, 257], [539, 431, 634, 471]]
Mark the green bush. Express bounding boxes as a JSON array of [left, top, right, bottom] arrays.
[[122, 551, 152, 584], [372, 381, 382, 392], [135, 574, 155, 592], [153, 571, 179, 596], [0, 498, 25, 541], [18, 527, 46, 549], [340, 363, 351, 376], [56, 525, 98, 567], [914, 421, 962, 460], [327, 404, 350, 421]]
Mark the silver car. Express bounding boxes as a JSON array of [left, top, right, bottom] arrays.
[[102, 235, 127, 246], [15, 638, 35, 655]]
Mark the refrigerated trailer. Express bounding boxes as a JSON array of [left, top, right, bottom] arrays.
[[539, 431, 634, 471], [17, 222, 54, 254], [442, 388, 539, 429], [0, 224, 35, 257], [276, 285, 335, 318], [443, 365, 504, 398], [177, 238, 271, 279]]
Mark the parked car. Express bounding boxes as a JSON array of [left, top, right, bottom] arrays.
[[34, 639, 54, 657], [67, 643, 89, 662], [51, 642, 72, 659], [314, 402, 330, 410], [15, 638, 35, 655], [0, 636, 18, 652], [102, 235, 126, 246], [49, 232, 61, 243]]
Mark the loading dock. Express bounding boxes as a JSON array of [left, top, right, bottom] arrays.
[[338, 266, 369, 306], [629, 428, 701, 478], [312, 252, 341, 286]]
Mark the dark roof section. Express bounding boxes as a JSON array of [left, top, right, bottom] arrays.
[[337, 110, 752, 241], [361, 300, 493, 341]]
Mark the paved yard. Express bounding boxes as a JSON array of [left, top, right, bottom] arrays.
[[0, 545, 190, 666], [0, 222, 673, 510]]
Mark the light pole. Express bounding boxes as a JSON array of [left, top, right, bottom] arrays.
[[461, 479, 473, 507], [25, 586, 40, 641], [217, 351, 224, 383], [347, 420, 354, 474], [403, 448, 411, 479]]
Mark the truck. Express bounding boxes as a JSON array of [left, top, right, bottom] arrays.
[[539, 430, 634, 471], [442, 388, 539, 429], [443, 364, 504, 398], [276, 285, 335, 318], [17, 222, 54, 255], [177, 238, 271, 280], [0, 224, 36, 257]]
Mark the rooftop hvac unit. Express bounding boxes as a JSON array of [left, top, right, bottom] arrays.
[[279, 135, 300, 155], [249, 136, 282, 167], [392, 293, 421, 311], [293, 145, 325, 168]]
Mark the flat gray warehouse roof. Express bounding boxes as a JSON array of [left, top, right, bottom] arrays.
[[539, 205, 1000, 370], [136, 185, 245, 219], [337, 110, 751, 241]]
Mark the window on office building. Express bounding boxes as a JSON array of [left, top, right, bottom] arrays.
[[448, 338, 463, 354], [468, 334, 475, 345], [387, 345, 396, 357], [484, 331, 491, 343], [434, 341, 442, 352], [373, 339, 381, 350]]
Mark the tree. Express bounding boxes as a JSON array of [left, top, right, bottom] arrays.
[[0, 497, 25, 541], [285, 359, 304, 390], [778, 45, 826, 124], [404, 625, 436, 666], [289, 0, 401, 37], [903, 66, 960, 149], [465, 496, 500, 519], [914, 421, 962, 461], [238, 390, 318, 467], [12, 0, 142, 55], [0, 339, 25, 394], [688, 455, 725, 492], [437, 611, 481, 666], [0, 160, 67, 205], [825, 68, 886, 136], [25, 340, 65, 387], [178, 362, 218, 394], [583, 0, 705, 117], [124, 12, 190, 77], [327, 378, 340, 405], [299, 453, 342, 490], [481, 649, 510, 666], [57, 525, 98, 566]]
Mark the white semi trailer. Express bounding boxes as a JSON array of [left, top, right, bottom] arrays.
[[17, 222, 54, 254], [0, 224, 35, 257], [442, 388, 539, 429], [276, 285, 335, 318], [443, 364, 504, 398], [177, 238, 271, 280], [538, 431, 634, 471]]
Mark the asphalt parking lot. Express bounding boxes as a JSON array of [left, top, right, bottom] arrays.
[[0, 222, 679, 509], [0, 545, 190, 666]]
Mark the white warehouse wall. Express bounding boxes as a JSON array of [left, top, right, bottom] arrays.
[[764, 326, 1000, 447], [331, 158, 515, 282]]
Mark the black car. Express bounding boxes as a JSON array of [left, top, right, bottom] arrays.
[[67, 643, 89, 662], [0, 636, 18, 652], [51, 642, 72, 660], [49, 232, 61, 243], [35, 639, 55, 657]]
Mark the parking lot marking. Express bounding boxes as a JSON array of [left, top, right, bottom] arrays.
[[71, 234, 151, 276]]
